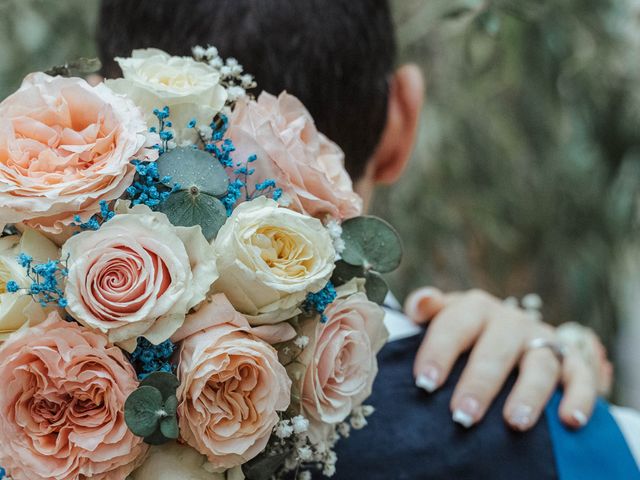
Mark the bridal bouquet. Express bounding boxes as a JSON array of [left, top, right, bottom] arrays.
[[0, 46, 402, 480]]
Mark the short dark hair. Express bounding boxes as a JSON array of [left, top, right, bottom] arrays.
[[97, 0, 396, 180]]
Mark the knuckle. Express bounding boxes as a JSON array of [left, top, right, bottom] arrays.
[[526, 349, 561, 378], [530, 323, 556, 340], [466, 289, 495, 307]]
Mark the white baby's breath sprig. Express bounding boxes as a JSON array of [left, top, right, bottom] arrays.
[[294, 335, 310, 349], [349, 404, 374, 430], [297, 445, 313, 462], [324, 218, 345, 257], [192, 45, 257, 106], [274, 419, 294, 439], [337, 422, 351, 438], [291, 415, 310, 434], [192, 45, 206, 60]]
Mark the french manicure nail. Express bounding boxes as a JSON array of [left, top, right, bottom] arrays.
[[452, 395, 480, 428], [572, 410, 587, 427], [415, 365, 440, 393], [509, 404, 533, 431], [452, 409, 474, 428]]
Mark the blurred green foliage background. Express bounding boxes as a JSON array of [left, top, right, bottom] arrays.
[[1, 0, 639, 406]]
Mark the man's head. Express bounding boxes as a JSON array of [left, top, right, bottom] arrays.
[[98, 0, 423, 205]]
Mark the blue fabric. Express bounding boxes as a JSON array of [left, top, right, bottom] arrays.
[[546, 392, 640, 480]]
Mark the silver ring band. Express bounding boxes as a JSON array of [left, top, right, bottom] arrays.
[[526, 338, 567, 363]]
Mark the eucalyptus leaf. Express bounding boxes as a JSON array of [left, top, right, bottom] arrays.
[[164, 395, 179, 416], [144, 429, 171, 446], [364, 271, 389, 305], [157, 146, 229, 196], [341, 216, 403, 273], [160, 416, 179, 439], [140, 372, 180, 401], [242, 449, 291, 480], [158, 189, 227, 241], [124, 386, 164, 437], [331, 260, 365, 287]]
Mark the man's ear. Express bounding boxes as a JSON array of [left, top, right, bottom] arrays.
[[371, 64, 425, 185]]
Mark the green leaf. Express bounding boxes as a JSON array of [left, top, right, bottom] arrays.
[[242, 449, 291, 480], [341, 216, 403, 273], [164, 395, 178, 416], [364, 271, 389, 305], [124, 386, 164, 437], [144, 429, 171, 446], [331, 260, 365, 286], [158, 189, 227, 241], [157, 146, 229, 196], [140, 372, 180, 401], [160, 416, 179, 439]]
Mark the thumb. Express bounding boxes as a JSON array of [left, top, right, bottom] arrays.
[[404, 287, 446, 324]]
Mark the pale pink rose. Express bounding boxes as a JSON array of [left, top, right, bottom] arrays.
[[0, 313, 147, 480], [229, 91, 363, 221], [62, 204, 218, 351], [300, 286, 388, 426], [172, 293, 296, 345], [177, 294, 292, 469], [0, 73, 157, 236]]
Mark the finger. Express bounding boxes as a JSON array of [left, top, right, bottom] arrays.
[[558, 349, 597, 429], [450, 307, 531, 428], [404, 287, 446, 324], [413, 290, 491, 393], [503, 339, 561, 431]]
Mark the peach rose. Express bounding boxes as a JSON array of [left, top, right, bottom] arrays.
[[229, 91, 363, 221], [299, 281, 388, 426], [0, 313, 146, 480], [62, 203, 218, 351], [0, 73, 156, 236], [177, 295, 291, 469]]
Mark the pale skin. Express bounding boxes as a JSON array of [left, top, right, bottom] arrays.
[[354, 64, 599, 431]]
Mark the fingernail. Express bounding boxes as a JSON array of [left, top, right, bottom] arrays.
[[452, 396, 480, 428], [509, 404, 533, 431], [572, 410, 587, 427], [415, 365, 440, 393]]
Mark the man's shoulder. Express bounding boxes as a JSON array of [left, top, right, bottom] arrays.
[[331, 332, 640, 480], [332, 333, 557, 479]]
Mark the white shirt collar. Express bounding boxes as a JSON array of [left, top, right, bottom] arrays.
[[383, 292, 421, 342]]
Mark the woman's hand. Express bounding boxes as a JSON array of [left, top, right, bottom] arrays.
[[405, 287, 602, 431]]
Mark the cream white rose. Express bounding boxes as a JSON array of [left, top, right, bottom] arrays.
[[0, 228, 59, 341], [106, 48, 227, 142], [129, 443, 244, 480], [62, 203, 218, 350], [213, 197, 335, 324]]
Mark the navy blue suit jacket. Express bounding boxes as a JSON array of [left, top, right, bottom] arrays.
[[326, 332, 639, 479]]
